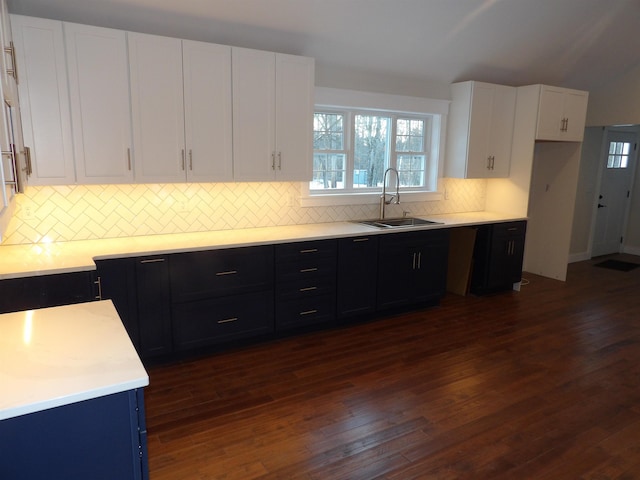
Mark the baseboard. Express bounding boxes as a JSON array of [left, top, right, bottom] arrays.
[[622, 245, 640, 256], [569, 252, 590, 263]]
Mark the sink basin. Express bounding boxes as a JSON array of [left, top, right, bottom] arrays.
[[354, 217, 443, 229]]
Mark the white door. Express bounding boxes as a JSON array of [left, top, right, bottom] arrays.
[[592, 130, 638, 257], [66, 23, 133, 183]]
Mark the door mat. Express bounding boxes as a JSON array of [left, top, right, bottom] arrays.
[[594, 259, 640, 272]]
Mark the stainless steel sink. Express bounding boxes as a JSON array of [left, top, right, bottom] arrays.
[[354, 217, 443, 229]]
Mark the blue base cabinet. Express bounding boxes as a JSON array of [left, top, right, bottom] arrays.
[[0, 389, 148, 480]]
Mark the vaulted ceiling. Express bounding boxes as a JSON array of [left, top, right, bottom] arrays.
[[7, 0, 640, 94]]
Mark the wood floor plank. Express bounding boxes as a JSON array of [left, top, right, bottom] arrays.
[[144, 255, 640, 479]]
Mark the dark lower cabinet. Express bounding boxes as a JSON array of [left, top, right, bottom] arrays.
[[275, 239, 337, 330], [0, 389, 148, 480], [136, 256, 172, 357], [337, 235, 379, 318], [377, 229, 449, 310], [0, 271, 96, 314], [471, 221, 527, 294]]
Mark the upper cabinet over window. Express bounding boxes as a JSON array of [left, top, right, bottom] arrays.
[[535, 85, 588, 142], [445, 81, 516, 179], [65, 23, 133, 184], [11, 15, 75, 185], [232, 47, 314, 182]]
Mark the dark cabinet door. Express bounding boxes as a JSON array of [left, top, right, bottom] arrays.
[[377, 229, 449, 310], [0, 271, 97, 314], [337, 235, 379, 318], [136, 256, 172, 357], [96, 258, 139, 350]]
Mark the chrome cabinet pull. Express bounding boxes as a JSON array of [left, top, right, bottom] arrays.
[[5, 41, 18, 83], [353, 238, 369, 242], [140, 258, 165, 264], [417, 252, 422, 269], [300, 309, 317, 316], [216, 270, 237, 276], [271, 152, 276, 170], [189, 149, 193, 170], [412, 252, 417, 270], [127, 148, 131, 171], [299, 286, 318, 292], [300, 248, 318, 254], [95, 276, 103, 300], [181, 149, 185, 170], [278, 151, 282, 170], [217, 317, 238, 324], [300, 267, 318, 273]]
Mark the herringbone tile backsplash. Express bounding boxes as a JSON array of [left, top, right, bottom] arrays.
[[2, 178, 486, 245]]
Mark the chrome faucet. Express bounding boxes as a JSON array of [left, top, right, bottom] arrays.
[[380, 167, 400, 219]]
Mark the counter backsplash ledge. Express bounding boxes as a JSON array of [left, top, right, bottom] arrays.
[[1, 179, 486, 245]]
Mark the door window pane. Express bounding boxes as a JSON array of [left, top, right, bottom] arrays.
[[607, 141, 630, 169]]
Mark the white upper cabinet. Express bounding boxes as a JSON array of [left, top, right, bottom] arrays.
[[0, 0, 16, 99], [11, 15, 75, 185], [65, 23, 133, 184], [182, 39, 232, 182], [445, 81, 516, 179], [535, 85, 588, 142], [129, 33, 233, 183], [232, 48, 314, 181], [128, 32, 185, 183]]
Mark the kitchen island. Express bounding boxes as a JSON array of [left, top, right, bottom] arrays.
[[0, 300, 149, 480]]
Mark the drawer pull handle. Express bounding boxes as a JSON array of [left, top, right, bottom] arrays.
[[507, 227, 518, 231], [140, 258, 165, 264], [353, 238, 369, 242], [300, 286, 317, 292], [300, 248, 318, 253], [300, 309, 317, 316], [217, 317, 238, 324], [300, 267, 318, 273], [216, 270, 238, 276]]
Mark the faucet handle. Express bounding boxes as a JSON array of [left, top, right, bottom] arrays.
[[403, 210, 411, 217]]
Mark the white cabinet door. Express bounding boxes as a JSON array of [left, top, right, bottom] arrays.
[[232, 47, 314, 182], [11, 15, 75, 185], [275, 53, 314, 181], [183, 40, 232, 182], [232, 47, 276, 181], [536, 85, 588, 142], [0, 0, 16, 99], [65, 23, 133, 184], [445, 81, 515, 179], [128, 32, 185, 183]]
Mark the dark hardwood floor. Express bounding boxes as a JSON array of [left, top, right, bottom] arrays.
[[145, 254, 640, 479]]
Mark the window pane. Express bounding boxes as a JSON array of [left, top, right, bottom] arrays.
[[314, 113, 344, 150], [311, 153, 345, 189], [353, 115, 390, 188], [396, 118, 424, 152], [607, 141, 630, 169], [397, 155, 425, 187]]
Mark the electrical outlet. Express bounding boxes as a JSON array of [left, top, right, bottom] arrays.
[[23, 204, 34, 220], [177, 201, 189, 214], [444, 188, 450, 200]]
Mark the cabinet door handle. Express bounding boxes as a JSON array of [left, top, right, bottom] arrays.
[[300, 267, 318, 273], [300, 248, 318, 254], [271, 152, 276, 170], [127, 148, 131, 171], [95, 276, 103, 300], [417, 251, 422, 269], [181, 149, 185, 170], [5, 42, 18, 83], [189, 149, 193, 171], [565, 118, 569, 132], [487, 156, 491, 170], [412, 252, 417, 270], [353, 238, 369, 242], [300, 309, 318, 316], [216, 270, 238, 276], [140, 258, 165, 264], [299, 286, 318, 292], [278, 151, 282, 170], [217, 317, 238, 324]]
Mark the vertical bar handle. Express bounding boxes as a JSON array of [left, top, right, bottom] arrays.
[[127, 148, 131, 171]]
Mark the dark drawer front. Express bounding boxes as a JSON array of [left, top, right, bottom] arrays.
[[275, 240, 337, 280], [172, 290, 274, 351], [493, 221, 527, 238], [276, 276, 336, 300], [275, 293, 336, 330], [170, 245, 274, 302]]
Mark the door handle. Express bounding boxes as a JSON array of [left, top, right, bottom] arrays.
[[597, 203, 607, 208]]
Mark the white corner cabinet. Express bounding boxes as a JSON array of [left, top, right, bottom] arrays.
[[232, 47, 314, 182], [445, 81, 516, 179], [11, 15, 75, 185], [10, 15, 313, 185], [535, 85, 588, 142], [128, 32, 233, 183]]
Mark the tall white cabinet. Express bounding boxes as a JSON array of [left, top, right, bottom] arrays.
[[65, 23, 133, 184], [11, 15, 75, 185], [232, 48, 314, 182], [445, 81, 516, 179]]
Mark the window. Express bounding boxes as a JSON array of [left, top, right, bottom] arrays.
[[312, 111, 431, 193], [607, 141, 631, 169], [302, 88, 448, 207]]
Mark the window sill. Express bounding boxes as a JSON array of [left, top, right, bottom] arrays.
[[299, 190, 444, 207]]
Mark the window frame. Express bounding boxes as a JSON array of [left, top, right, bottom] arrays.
[[301, 87, 448, 207]]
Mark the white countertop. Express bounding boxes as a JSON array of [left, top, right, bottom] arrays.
[[0, 211, 525, 280], [0, 300, 149, 421]]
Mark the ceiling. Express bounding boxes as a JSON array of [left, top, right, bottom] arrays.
[[7, 0, 640, 94]]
